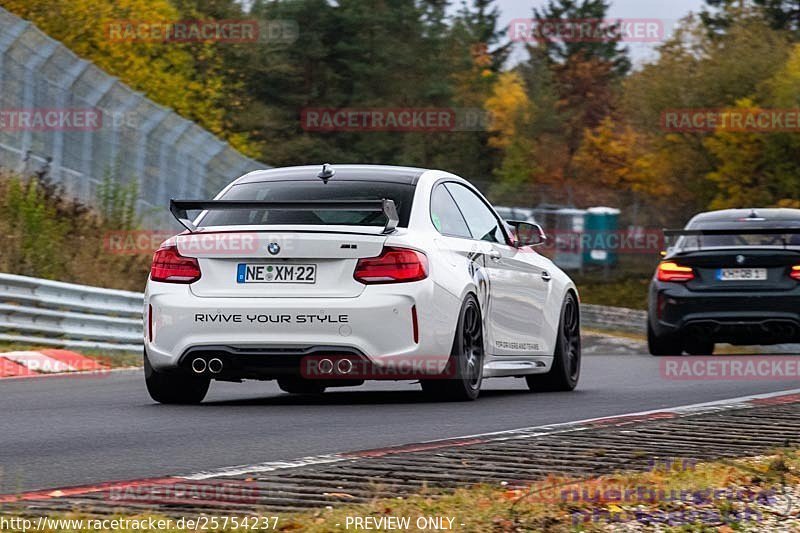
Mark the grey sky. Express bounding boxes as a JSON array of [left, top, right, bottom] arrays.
[[494, 0, 707, 65]]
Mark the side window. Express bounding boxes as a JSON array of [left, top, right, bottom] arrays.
[[430, 184, 471, 238], [445, 183, 506, 244]]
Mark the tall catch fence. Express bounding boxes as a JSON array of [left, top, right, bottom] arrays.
[[0, 7, 266, 228]]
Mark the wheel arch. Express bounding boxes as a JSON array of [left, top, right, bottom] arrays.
[[543, 285, 579, 356], [566, 287, 580, 323]]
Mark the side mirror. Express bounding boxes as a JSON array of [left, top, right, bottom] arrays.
[[508, 221, 547, 247]]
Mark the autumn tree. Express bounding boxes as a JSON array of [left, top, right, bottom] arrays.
[[574, 117, 672, 197], [608, 13, 793, 218], [483, 71, 538, 203], [502, 0, 631, 204], [705, 43, 800, 209]]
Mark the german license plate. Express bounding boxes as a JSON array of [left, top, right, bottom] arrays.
[[716, 268, 767, 281], [237, 264, 316, 284]]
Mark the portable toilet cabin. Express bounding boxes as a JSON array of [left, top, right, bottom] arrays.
[[552, 207, 587, 270], [583, 206, 621, 266]]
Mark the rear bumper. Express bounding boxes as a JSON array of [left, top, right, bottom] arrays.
[[649, 282, 800, 344], [176, 344, 367, 380], [144, 279, 460, 377]]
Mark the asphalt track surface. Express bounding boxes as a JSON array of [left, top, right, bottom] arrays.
[[1, 334, 798, 494]]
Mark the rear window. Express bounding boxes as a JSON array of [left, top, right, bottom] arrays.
[[199, 180, 415, 228]]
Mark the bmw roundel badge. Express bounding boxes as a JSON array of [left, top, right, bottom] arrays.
[[268, 242, 281, 255]]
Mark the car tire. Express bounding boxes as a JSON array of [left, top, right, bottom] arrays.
[[144, 351, 210, 404], [420, 294, 484, 401], [647, 321, 683, 356], [526, 292, 581, 392], [277, 378, 327, 394]]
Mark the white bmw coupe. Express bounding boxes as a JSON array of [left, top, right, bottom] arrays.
[[144, 164, 580, 403]]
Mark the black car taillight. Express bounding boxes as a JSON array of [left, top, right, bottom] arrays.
[[656, 261, 694, 282]]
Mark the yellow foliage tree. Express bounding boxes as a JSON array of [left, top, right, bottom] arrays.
[[704, 97, 800, 209], [574, 116, 674, 198], [759, 42, 800, 107], [484, 71, 533, 150]]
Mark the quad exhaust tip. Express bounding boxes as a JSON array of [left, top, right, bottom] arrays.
[[191, 357, 207, 374], [208, 358, 224, 374], [318, 358, 334, 374], [336, 358, 354, 374]]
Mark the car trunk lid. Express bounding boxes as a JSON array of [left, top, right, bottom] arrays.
[[181, 228, 387, 298]]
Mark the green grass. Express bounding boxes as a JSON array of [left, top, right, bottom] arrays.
[[566, 255, 656, 311], [583, 327, 646, 342], [573, 271, 651, 310]]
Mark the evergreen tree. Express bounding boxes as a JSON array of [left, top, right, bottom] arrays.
[[533, 0, 630, 76], [702, 0, 800, 34]]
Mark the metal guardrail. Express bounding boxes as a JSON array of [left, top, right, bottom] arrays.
[[0, 273, 647, 354], [0, 273, 143, 352]]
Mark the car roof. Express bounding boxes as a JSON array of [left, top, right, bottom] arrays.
[[687, 208, 800, 228], [234, 164, 428, 186]]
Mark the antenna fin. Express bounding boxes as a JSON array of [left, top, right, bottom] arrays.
[[318, 163, 335, 183]]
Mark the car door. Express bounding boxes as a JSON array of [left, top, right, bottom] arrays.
[[444, 182, 549, 355], [429, 183, 491, 313]]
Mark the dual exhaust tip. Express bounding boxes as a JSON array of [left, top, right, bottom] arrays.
[[317, 358, 354, 375], [191, 357, 223, 375]]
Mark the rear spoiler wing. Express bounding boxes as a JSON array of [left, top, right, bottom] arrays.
[[170, 199, 400, 234], [664, 227, 800, 250]]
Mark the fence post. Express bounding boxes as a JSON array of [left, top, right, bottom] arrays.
[[78, 77, 116, 201], [0, 20, 29, 93], [51, 59, 90, 191], [199, 143, 226, 197], [106, 91, 142, 188], [177, 130, 212, 198], [134, 107, 168, 209], [173, 128, 194, 201], [18, 41, 57, 167], [156, 120, 191, 203]]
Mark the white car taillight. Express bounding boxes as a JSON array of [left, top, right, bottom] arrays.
[[353, 247, 428, 284], [150, 245, 201, 283]]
